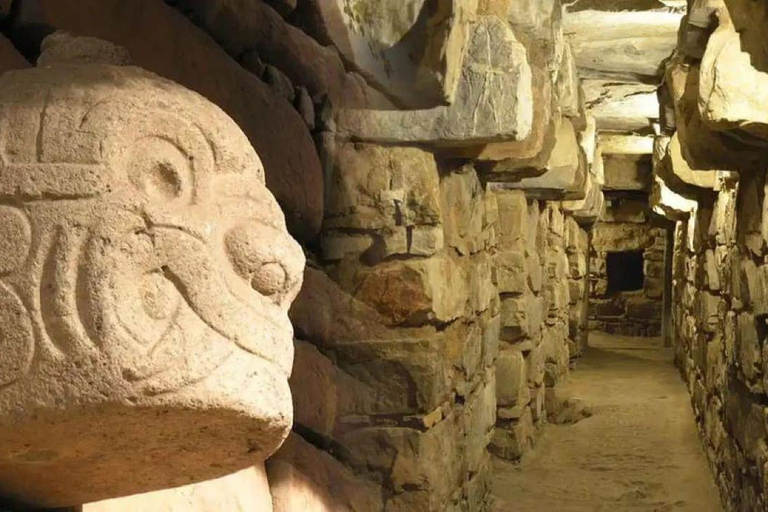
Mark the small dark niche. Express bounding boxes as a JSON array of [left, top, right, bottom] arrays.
[[606, 250, 644, 293]]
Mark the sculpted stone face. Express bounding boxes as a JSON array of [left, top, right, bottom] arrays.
[[0, 47, 304, 506]]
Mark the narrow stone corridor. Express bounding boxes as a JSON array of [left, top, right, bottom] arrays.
[[1, 0, 768, 510], [492, 333, 721, 511]]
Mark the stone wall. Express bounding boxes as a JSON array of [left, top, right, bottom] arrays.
[[589, 198, 665, 336], [490, 190, 592, 461], [289, 152, 500, 510], [0, 0, 606, 510], [652, 0, 768, 509]]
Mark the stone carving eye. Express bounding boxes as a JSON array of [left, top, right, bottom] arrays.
[[125, 137, 193, 204]]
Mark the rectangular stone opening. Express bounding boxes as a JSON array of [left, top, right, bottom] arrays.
[[606, 250, 644, 293]]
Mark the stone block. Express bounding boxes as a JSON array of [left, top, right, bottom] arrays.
[[496, 347, 531, 408], [335, 324, 477, 416], [290, 267, 392, 350], [335, 16, 533, 146], [738, 313, 762, 385], [569, 252, 587, 279], [410, 226, 445, 257], [323, 139, 441, 231], [441, 166, 487, 255], [625, 296, 662, 321], [603, 153, 652, 191], [337, 417, 460, 508], [699, 8, 768, 142], [490, 408, 535, 460], [268, 434, 383, 512], [527, 251, 543, 293], [338, 255, 467, 326], [601, 199, 647, 224], [644, 277, 664, 300], [496, 250, 528, 295], [294, 0, 477, 107], [291, 340, 338, 438], [500, 295, 543, 342], [542, 325, 569, 386], [501, 119, 588, 200], [494, 188, 529, 250], [591, 222, 653, 252]]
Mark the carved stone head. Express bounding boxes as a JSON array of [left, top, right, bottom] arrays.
[[0, 34, 304, 506]]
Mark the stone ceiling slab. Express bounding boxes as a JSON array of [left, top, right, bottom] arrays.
[[583, 79, 659, 132], [600, 134, 654, 155], [563, 10, 681, 82]]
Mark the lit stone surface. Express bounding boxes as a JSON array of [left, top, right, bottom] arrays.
[[0, 36, 304, 506], [81, 467, 273, 512], [334, 16, 533, 146]]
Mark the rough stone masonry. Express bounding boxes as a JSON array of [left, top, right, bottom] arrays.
[[0, 0, 764, 511]]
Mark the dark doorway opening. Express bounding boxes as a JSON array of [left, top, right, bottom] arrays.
[[607, 250, 644, 293]]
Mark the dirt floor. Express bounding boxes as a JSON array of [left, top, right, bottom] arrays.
[[491, 333, 723, 512]]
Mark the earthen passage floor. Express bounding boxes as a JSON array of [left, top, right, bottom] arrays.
[[492, 333, 722, 512]]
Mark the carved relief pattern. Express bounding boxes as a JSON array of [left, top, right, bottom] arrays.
[[0, 66, 304, 397]]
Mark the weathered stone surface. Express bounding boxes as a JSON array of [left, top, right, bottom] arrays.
[[294, 0, 478, 107], [601, 199, 647, 224], [441, 166, 495, 256], [500, 295, 543, 342], [268, 434, 382, 512], [501, 119, 588, 199], [334, 16, 533, 146], [494, 189, 528, 250], [556, 42, 581, 117], [496, 250, 528, 295], [592, 224, 653, 252], [600, 134, 654, 156], [322, 139, 441, 232], [0, 38, 305, 507], [290, 267, 391, 348], [583, 79, 659, 132], [667, 134, 718, 190], [698, 6, 768, 142], [603, 154, 652, 191], [563, 175, 605, 226], [496, 347, 531, 408], [563, 9, 681, 81], [451, 61, 555, 163], [290, 340, 338, 438], [83, 466, 273, 512], [38, 31, 131, 66], [488, 116, 580, 180], [490, 408, 535, 460], [652, 164, 699, 221], [175, 0, 385, 109], [10, 0, 324, 243], [663, 54, 766, 172]]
